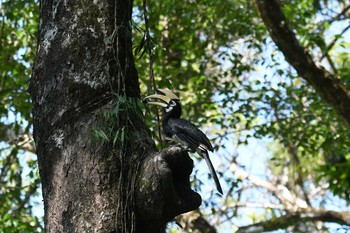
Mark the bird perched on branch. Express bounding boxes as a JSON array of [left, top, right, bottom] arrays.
[[144, 88, 223, 194]]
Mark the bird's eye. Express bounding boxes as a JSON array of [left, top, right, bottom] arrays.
[[164, 100, 176, 112]]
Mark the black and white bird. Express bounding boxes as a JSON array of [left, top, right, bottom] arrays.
[[144, 88, 223, 194]]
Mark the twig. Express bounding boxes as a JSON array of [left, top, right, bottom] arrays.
[[327, 5, 350, 24], [142, 0, 163, 147], [229, 202, 285, 210], [10, 183, 38, 215], [320, 24, 350, 62]]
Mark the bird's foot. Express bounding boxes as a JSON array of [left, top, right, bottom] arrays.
[[171, 144, 183, 149], [172, 144, 195, 153]]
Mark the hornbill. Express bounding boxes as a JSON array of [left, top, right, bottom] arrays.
[[144, 88, 223, 194]]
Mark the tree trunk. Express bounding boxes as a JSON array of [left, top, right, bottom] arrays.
[[29, 0, 200, 232]]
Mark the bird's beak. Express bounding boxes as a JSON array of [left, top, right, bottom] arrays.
[[143, 88, 179, 107], [143, 93, 171, 107]]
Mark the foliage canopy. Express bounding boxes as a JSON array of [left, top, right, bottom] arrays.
[[0, 0, 42, 231], [1, 0, 349, 231]]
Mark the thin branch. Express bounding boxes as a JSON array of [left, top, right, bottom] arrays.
[[309, 183, 329, 200], [142, 0, 163, 147], [142, 0, 155, 90], [230, 162, 308, 210], [0, 153, 14, 186], [10, 182, 39, 215], [228, 202, 285, 210], [325, 52, 338, 74], [271, 99, 312, 207], [320, 24, 350, 62], [327, 5, 350, 24]]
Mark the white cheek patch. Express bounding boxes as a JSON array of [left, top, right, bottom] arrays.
[[165, 106, 173, 112]]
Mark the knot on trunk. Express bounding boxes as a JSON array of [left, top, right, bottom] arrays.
[[136, 145, 201, 231]]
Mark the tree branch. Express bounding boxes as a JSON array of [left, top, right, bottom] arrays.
[[327, 5, 350, 24], [228, 202, 285, 210], [320, 24, 350, 62], [237, 208, 350, 233], [230, 161, 350, 232], [0, 124, 35, 153], [253, 0, 350, 128], [11, 182, 39, 215], [175, 210, 217, 233], [230, 162, 308, 210]]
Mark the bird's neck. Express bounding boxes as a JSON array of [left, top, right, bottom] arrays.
[[163, 104, 182, 136], [163, 104, 182, 122]]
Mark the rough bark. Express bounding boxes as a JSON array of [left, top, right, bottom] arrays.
[[29, 0, 200, 232], [253, 0, 350, 128], [136, 146, 201, 232]]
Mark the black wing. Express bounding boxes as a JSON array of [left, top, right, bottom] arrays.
[[168, 118, 214, 152]]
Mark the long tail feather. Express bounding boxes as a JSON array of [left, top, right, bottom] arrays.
[[199, 150, 223, 195]]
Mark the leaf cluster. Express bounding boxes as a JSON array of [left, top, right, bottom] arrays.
[[0, 0, 42, 231], [93, 96, 144, 152]]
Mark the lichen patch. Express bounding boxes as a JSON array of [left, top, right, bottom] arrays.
[[52, 130, 65, 149]]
